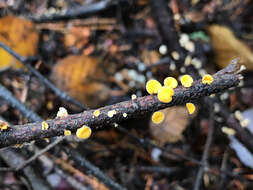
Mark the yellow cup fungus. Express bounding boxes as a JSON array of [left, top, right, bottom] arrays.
[[76, 125, 92, 139], [41, 121, 49, 130], [157, 86, 174, 103], [93, 110, 100, 117], [186, 103, 196, 114], [131, 94, 137, 100], [151, 111, 165, 124], [146, 79, 162, 94], [202, 74, 213, 85], [0, 122, 8, 131], [64, 130, 71, 136], [108, 109, 116, 118], [180, 74, 193, 87], [164, 77, 178, 88]]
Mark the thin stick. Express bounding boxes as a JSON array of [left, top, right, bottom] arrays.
[[0, 62, 242, 148], [193, 106, 214, 190], [0, 41, 89, 110], [66, 148, 127, 190], [15, 137, 64, 171], [0, 83, 42, 122]]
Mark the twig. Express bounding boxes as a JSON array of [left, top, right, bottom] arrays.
[[29, 0, 115, 23], [193, 105, 214, 190], [0, 83, 43, 122], [116, 126, 202, 165], [15, 137, 64, 171], [218, 148, 229, 189], [0, 62, 242, 148], [55, 167, 90, 190], [0, 149, 51, 190], [220, 104, 253, 154], [0, 41, 89, 110], [136, 166, 180, 175], [66, 148, 127, 190]]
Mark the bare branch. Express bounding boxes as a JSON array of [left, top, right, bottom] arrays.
[[0, 62, 242, 148]]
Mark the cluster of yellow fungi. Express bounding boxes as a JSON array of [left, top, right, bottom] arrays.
[[147, 74, 214, 124]]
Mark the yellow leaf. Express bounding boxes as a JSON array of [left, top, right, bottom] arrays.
[[208, 25, 253, 70], [52, 55, 110, 108], [0, 16, 38, 69]]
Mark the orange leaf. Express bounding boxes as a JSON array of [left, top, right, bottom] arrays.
[[52, 55, 110, 108], [208, 25, 253, 70], [0, 16, 38, 69]]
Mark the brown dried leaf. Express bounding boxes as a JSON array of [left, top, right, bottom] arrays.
[[150, 107, 189, 144], [0, 16, 38, 69], [208, 25, 253, 70], [64, 26, 90, 49], [52, 55, 110, 108]]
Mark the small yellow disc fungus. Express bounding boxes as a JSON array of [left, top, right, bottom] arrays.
[[152, 111, 165, 124], [146, 79, 162, 94], [186, 103, 196, 114], [93, 110, 100, 117], [76, 125, 92, 139], [164, 77, 178, 88], [56, 107, 68, 118], [108, 110, 116, 118], [234, 110, 243, 121], [123, 113, 127, 118], [131, 94, 137, 100], [0, 122, 8, 131], [157, 86, 174, 103], [180, 75, 193, 88], [221, 127, 236, 136], [171, 51, 180, 60], [41, 121, 49, 130], [202, 74, 213, 85], [64, 130, 71, 136], [240, 119, 250, 128]]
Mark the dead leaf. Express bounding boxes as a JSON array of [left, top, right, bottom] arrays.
[[64, 26, 90, 49], [150, 107, 189, 144], [52, 55, 110, 108], [0, 16, 39, 69], [141, 50, 160, 66], [208, 25, 253, 70]]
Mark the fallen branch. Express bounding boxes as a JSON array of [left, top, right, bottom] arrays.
[[0, 62, 242, 148]]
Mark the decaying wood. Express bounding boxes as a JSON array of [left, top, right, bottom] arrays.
[[0, 62, 242, 148]]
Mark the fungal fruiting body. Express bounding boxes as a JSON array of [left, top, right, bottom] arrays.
[[180, 75, 193, 87], [152, 111, 165, 124], [222, 127, 235, 136], [240, 119, 250, 128], [93, 110, 100, 117], [164, 77, 178, 89], [157, 86, 174, 103], [0, 122, 8, 131], [76, 125, 92, 139], [64, 130, 71, 136], [146, 79, 162, 94], [108, 110, 116, 118], [202, 74, 214, 85], [186, 103, 196, 114], [41, 121, 49, 130], [56, 107, 68, 118], [171, 51, 180, 60], [131, 94, 137, 100]]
